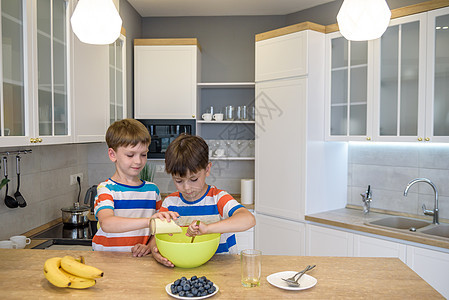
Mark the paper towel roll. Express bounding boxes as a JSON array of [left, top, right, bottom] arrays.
[[241, 179, 254, 205]]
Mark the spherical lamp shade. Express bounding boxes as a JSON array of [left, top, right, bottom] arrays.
[[71, 0, 122, 45], [337, 0, 391, 41]]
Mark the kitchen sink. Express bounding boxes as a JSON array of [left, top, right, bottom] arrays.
[[368, 216, 431, 230], [420, 224, 449, 239]]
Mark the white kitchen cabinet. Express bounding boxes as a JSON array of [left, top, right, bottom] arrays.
[[324, 32, 373, 141], [255, 26, 347, 223], [373, 13, 427, 142], [235, 227, 254, 253], [134, 39, 200, 119], [255, 213, 305, 256], [0, 0, 72, 146], [425, 6, 449, 143], [255, 30, 307, 81], [353, 234, 406, 263], [109, 32, 127, 124], [71, 35, 109, 143], [306, 224, 354, 256], [406, 245, 449, 298]]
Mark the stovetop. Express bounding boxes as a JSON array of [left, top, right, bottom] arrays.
[[31, 221, 98, 240]]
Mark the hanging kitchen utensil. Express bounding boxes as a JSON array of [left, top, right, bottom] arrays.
[[14, 155, 27, 208], [3, 156, 18, 208]]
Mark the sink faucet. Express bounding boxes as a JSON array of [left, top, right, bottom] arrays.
[[403, 178, 439, 225], [360, 185, 372, 214]]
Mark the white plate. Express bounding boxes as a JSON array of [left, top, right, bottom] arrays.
[[266, 271, 317, 291], [165, 282, 219, 299]]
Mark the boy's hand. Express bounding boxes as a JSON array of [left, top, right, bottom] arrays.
[[186, 220, 208, 237], [151, 246, 175, 268], [152, 211, 179, 221], [131, 243, 151, 257]]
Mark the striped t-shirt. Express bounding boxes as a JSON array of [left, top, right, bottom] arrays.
[[92, 178, 161, 252], [160, 185, 244, 254]]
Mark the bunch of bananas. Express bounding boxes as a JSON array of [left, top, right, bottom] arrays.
[[43, 255, 104, 289]]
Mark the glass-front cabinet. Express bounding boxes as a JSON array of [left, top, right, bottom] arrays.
[[426, 7, 449, 143], [325, 32, 373, 141], [109, 32, 126, 124], [0, 0, 71, 147], [373, 13, 427, 142]]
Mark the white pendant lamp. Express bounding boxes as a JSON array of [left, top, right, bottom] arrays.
[[71, 0, 122, 45], [337, 0, 391, 41]]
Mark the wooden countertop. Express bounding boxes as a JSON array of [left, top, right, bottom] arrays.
[[305, 207, 449, 250], [0, 249, 442, 299]]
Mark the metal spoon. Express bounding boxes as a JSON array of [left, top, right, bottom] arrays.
[[282, 265, 316, 287]]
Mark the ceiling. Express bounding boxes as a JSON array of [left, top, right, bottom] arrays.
[[127, 0, 336, 17]]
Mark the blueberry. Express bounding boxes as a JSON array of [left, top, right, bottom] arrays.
[[186, 293, 193, 297], [197, 282, 203, 287], [208, 281, 214, 286], [180, 280, 187, 287], [171, 284, 177, 294], [174, 279, 181, 286], [198, 286, 204, 292], [193, 282, 199, 288], [177, 285, 183, 293], [183, 284, 191, 291], [201, 291, 208, 296], [191, 288, 198, 295], [191, 275, 197, 281], [178, 291, 185, 297], [204, 284, 211, 290], [208, 286, 216, 294], [181, 276, 187, 281]]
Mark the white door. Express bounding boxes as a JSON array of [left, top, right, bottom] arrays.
[[255, 77, 307, 221], [255, 213, 305, 256]]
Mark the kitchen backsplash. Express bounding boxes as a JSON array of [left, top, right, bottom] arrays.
[[0, 144, 89, 240], [347, 142, 449, 220]]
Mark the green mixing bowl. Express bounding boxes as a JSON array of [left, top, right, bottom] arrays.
[[155, 227, 221, 268]]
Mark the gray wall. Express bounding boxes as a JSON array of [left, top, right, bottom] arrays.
[[141, 16, 285, 82]]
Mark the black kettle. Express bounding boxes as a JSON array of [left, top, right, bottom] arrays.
[[84, 185, 98, 213]]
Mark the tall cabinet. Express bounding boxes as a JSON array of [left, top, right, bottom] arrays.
[[254, 23, 347, 255]]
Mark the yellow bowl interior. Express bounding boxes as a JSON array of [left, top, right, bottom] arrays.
[[155, 227, 220, 268]]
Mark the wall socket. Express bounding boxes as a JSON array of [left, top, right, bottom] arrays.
[[70, 173, 84, 185], [155, 165, 165, 173]]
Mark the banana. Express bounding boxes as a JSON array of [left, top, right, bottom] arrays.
[[43, 257, 71, 288], [59, 268, 96, 289], [61, 255, 104, 279], [75, 256, 85, 264]]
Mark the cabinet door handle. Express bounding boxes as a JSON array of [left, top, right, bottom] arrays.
[[366, 137, 371, 141], [30, 138, 36, 143], [418, 137, 423, 141], [192, 115, 195, 119], [37, 138, 43, 143], [425, 137, 430, 141]]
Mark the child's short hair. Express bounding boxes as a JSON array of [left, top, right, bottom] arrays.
[[165, 134, 209, 177], [105, 119, 151, 151]]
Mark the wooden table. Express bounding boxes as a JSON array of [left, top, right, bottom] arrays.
[[0, 249, 443, 299]]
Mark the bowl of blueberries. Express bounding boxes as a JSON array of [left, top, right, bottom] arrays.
[[166, 275, 218, 299]]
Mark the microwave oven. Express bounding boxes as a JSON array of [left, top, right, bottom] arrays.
[[137, 119, 196, 159]]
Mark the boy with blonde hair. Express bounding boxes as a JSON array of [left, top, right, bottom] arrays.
[[150, 134, 255, 267], [93, 119, 178, 256]]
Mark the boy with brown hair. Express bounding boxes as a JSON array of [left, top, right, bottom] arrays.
[[150, 134, 255, 267], [93, 118, 178, 256]]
